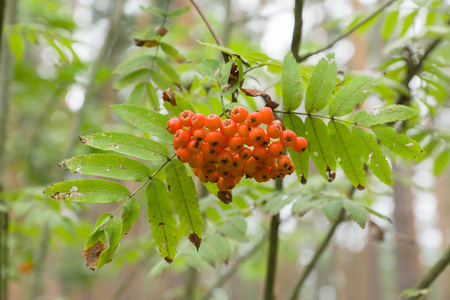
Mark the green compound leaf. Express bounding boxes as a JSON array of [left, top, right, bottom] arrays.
[[167, 6, 191, 18], [305, 54, 337, 113], [305, 117, 336, 182], [284, 114, 309, 183], [322, 200, 343, 223], [9, 33, 24, 63], [197, 59, 221, 81], [353, 127, 393, 186], [165, 159, 203, 250], [382, 10, 399, 40], [111, 104, 172, 143], [61, 154, 150, 182], [121, 198, 140, 235], [146, 178, 178, 263], [222, 57, 244, 97], [127, 82, 146, 105], [113, 54, 154, 75], [80, 132, 170, 161], [146, 82, 160, 111], [156, 57, 180, 84], [329, 76, 382, 117], [328, 121, 365, 189], [44, 179, 130, 203], [282, 52, 303, 111], [371, 125, 425, 161], [343, 199, 368, 228], [97, 216, 123, 269], [140, 5, 166, 17], [433, 150, 450, 176], [84, 212, 111, 251], [354, 104, 417, 126], [113, 68, 150, 90]]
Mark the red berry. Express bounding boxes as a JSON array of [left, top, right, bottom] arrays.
[[248, 127, 265, 143], [166, 118, 182, 134], [237, 123, 251, 137], [259, 107, 274, 124], [179, 110, 194, 127], [192, 129, 207, 142], [191, 113, 206, 128], [228, 136, 245, 152], [230, 106, 249, 123], [280, 130, 297, 147], [174, 129, 191, 146], [268, 142, 284, 158], [247, 112, 262, 127], [206, 130, 226, 147], [293, 137, 308, 153], [267, 122, 283, 139], [205, 114, 222, 130], [220, 119, 238, 137]]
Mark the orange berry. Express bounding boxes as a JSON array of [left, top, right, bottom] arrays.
[[191, 113, 206, 128], [259, 107, 274, 124], [220, 119, 238, 137], [247, 112, 262, 127], [166, 118, 182, 134], [216, 150, 233, 168], [176, 147, 192, 163], [205, 114, 222, 130], [187, 140, 202, 155], [230, 106, 249, 123], [179, 110, 194, 127], [253, 146, 269, 161], [249, 127, 265, 143], [192, 129, 207, 142], [188, 154, 204, 168], [201, 163, 216, 176], [173, 137, 180, 150], [245, 157, 260, 173], [217, 166, 232, 178], [262, 156, 276, 168], [280, 130, 297, 147], [209, 173, 220, 183], [202, 144, 219, 163], [277, 155, 292, 170], [237, 123, 251, 137], [239, 148, 252, 160], [267, 122, 283, 139], [268, 142, 285, 158], [197, 170, 209, 182], [228, 136, 245, 152], [193, 167, 200, 176], [219, 176, 236, 190], [254, 166, 271, 182], [206, 130, 226, 147], [232, 154, 246, 169], [174, 129, 191, 147], [230, 168, 245, 178], [293, 137, 308, 153], [256, 133, 271, 147], [244, 136, 255, 147]]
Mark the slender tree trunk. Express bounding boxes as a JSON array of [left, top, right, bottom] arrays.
[[393, 164, 421, 294]]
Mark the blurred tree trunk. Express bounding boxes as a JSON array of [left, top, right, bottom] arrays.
[[436, 165, 450, 299], [393, 163, 421, 294]]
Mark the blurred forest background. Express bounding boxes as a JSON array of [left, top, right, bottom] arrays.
[[1, 0, 450, 299]]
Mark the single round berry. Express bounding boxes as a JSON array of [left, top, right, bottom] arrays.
[[280, 130, 297, 147], [166, 118, 182, 134], [259, 107, 274, 124], [252, 146, 269, 162], [188, 154, 204, 168], [228, 136, 245, 152], [192, 129, 207, 142], [245, 157, 260, 173], [268, 142, 284, 158], [176, 147, 192, 163], [174, 129, 191, 147], [206, 130, 226, 147], [201, 163, 216, 176], [205, 114, 222, 130], [187, 140, 202, 155], [239, 148, 252, 160], [293, 137, 308, 153], [191, 113, 206, 128], [216, 150, 234, 168], [237, 123, 251, 137], [256, 133, 271, 147], [249, 127, 265, 143], [179, 110, 194, 127], [197, 170, 209, 182], [262, 156, 276, 168], [277, 155, 292, 170], [230, 106, 249, 123], [220, 119, 238, 137], [230, 168, 245, 179], [219, 176, 236, 191], [254, 166, 271, 182], [217, 166, 232, 178], [247, 112, 262, 127], [232, 154, 246, 169], [267, 122, 283, 139], [209, 173, 220, 183], [202, 144, 219, 163]]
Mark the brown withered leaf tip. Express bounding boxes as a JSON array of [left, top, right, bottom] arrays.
[[357, 184, 365, 191], [189, 233, 201, 251], [218, 191, 232, 204], [78, 136, 88, 144], [162, 88, 176, 106], [83, 241, 104, 271], [164, 257, 173, 264], [223, 63, 239, 92], [155, 25, 168, 37], [300, 175, 307, 185], [326, 167, 336, 182], [134, 38, 159, 48], [240, 87, 279, 110]]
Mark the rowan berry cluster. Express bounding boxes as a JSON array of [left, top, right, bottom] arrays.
[[166, 106, 308, 191]]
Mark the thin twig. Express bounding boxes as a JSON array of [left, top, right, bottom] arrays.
[[406, 246, 450, 299], [189, 0, 229, 62], [291, 0, 304, 62], [288, 209, 346, 300], [299, 0, 399, 62], [200, 236, 267, 300], [274, 110, 371, 129]]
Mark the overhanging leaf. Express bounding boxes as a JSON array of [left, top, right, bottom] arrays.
[[44, 179, 130, 203], [284, 114, 309, 183], [329, 76, 382, 117], [433, 150, 450, 176], [305, 54, 337, 113], [305, 117, 336, 182], [282, 52, 303, 111], [197, 59, 221, 81], [371, 125, 425, 161], [60, 154, 150, 182], [354, 104, 417, 126], [146, 178, 178, 263], [80, 132, 170, 161], [328, 121, 365, 189], [113, 68, 150, 90], [97, 216, 123, 269], [343, 199, 368, 228], [165, 159, 203, 249], [121, 198, 140, 235], [353, 127, 393, 186], [322, 200, 343, 223]]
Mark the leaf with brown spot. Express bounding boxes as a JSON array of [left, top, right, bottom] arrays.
[[83, 241, 104, 271], [162, 88, 176, 106], [218, 191, 232, 204], [240, 87, 279, 110], [223, 63, 239, 92], [155, 25, 168, 37], [189, 233, 202, 251], [134, 38, 159, 48]]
